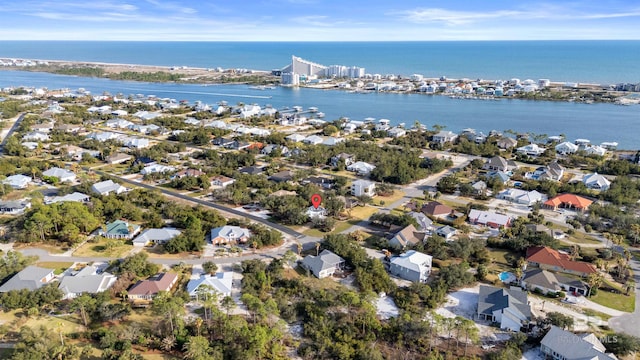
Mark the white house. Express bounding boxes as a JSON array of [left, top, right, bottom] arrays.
[[302, 135, 324, 145], [132, 228, 182, 247], [497, 189, 546, 206], [58, 265, 117, 300], [584, 145, 607, 157], [91, 180, 127, 196], [3, 174, 32, 189], [22, 131, 50, 142], [389, 250, 432, 283], [141, 164, 175, 175], [186, 272, 233, 298], [432, 131, 458, 144], [347, 161, 376, 176], [516, 144, 546, 156], [468, 209, 511, 228], [540, 326, 617, 360], [555, 141, 579, 155], [105, 118, 134, 129], [42, 167, 76, 182], [305, 206, 327, 219], [582, 173, 611, 191], [351, 179, 376, 197], [477, 285, 531, 332], [210, 175, 235, 188], [286, 134, 306, 142]]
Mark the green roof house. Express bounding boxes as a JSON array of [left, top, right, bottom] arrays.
[[98, 220, 141, 239]]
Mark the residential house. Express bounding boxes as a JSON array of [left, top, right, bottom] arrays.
[[140, 164, 175, 175], [483, 156, 517, 172], [330, 153, 355, 167], [44, 192, 90, 205], [58, 265, 117, 300], [530, 161, 565, 181], [526, 246, 597, 277], [225, 140, 251, 151], [302, 135, 324, 145], [387, 127, 406, 138], [87, 131, 122, 143], [31, 122, 54, 133], [471, 180, 488, 195], [497, 189, 546, 206], [322, 137, 344, 146], [210, 225, 251, 245], [516, 143, 546, 156], [555, 141, 579, 155], [127, 273, 179, 301], [132, 228, 182, 247], [42, 167, 76, 182], [421, 201, 453, 219], [268, 170, 295, 183], [0, 200, 31, 215], [520, 269, 589, 296], [98, 220, 141, 240], [238, 166, 264, 175], [301, 176, 335, 189], [389, 250, 433, 283], [286, 134, 306, 142], [172, 169, 205, 179], [305, 206, 327, 219], [351, 179, 376, 197], [56, 123, 83, 133], [408, 211, 434, 233], [497, 137, 518, 149], [133, 156, 156, 167], [186, 272, 233, 298], [212, 137, 234, 147], [301, 250, 345, 279], [485, 170, 511, 184], [0, 266, 55, 292], [582, 173, 611, 191], [477, 285, 532, 332], [124, 137, 150, 149], [388, 224, 424, 250], [105, 153, 132, 165], [431, 131, 458, 144], [91, 180, 127, 196], [347, 161, 376, 176], [210, 175, 235, 188], [435, 225, 457, 240], [543, 194, 593, 212], [584, 145, 607, 157], [2, 174, 32, 189], [22, 131, 50, 142], [540, 326, 618, 360], [468, 209, 511, 228], [105, 118, 134, 129], [261, 144, 289, 156]]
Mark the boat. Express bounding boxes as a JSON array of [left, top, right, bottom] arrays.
[[308, 107, 318, 113], [316, 112, 325, 118]]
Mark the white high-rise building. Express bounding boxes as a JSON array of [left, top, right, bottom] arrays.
[[281, 73, 300, 86]]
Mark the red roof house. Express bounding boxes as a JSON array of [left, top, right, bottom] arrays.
[[127, 272, 178, 301], [543, 194, 593, 212], [526, 246, 597, 277]]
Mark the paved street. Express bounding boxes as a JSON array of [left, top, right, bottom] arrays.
[[608, 253, 640, 336]]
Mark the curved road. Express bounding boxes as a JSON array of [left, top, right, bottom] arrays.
[[608, 253, 640, 336]]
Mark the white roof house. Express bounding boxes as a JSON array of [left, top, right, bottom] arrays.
[[347, 161, 376, 176], [305, 206, 327, 219], [3, 174, 32, 189], [584, 145, 607, 157], [124, 137, 150, 149], [44, 192, 90, 204], [303, 135, 324, 145], [389, 250, 432, 283], [42, 167, 76, 182], [351, 179, 376, 197], [91, 180, 127, 196], [286, 134, 306, 142], [540, 326, 617, 360], [432, 131, 458, 144], [58, 265, 117, 300], [22, 131, 50, 142], [105, 118, 134, 129], [0, 266, 55, 292], [582, 173, 611, 191], [516, 144, 546, 156], [555, 141, 579, 155], [468, 209, 511, 228], [132, 228, 182, 247], [140, 164, 176, 175], [322, 137, 344, 146], [186, 272, 233, 298], [497, 189, 546, 206]]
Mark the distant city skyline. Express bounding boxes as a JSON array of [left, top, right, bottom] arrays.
[[1, 0, 640, 41]]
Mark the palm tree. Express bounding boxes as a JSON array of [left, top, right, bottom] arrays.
[[296, 242, 302, 256], [587, 272, 604, 297], [315, 242, 320, 256], [624, 278, 636, 295], [629, 224, 640, 245]]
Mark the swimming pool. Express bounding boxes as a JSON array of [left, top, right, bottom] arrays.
[[499, 271, 516, 283]]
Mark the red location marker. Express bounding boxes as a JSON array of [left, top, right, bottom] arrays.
[[311, 194, 322, 209]]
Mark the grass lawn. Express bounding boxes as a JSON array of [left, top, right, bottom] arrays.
[[372, 190, 406, 206], [565, 231, 602, 245], [35, 261, 74, 275], [487, 248, 518, 279], [348, 205, 380, 221], [589, 280, 636, 313], [141, 354, 181, 360], [73, 238, 132, 258], [302, 221, 353, 237], [322, 169, 357, 179]]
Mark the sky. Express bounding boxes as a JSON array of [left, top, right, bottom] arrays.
[[1, 0, 640, 41]]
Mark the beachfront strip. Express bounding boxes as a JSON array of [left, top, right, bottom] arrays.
[[0, 80, 639, 359]]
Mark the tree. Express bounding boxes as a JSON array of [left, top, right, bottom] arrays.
[[221, 295, 236, 316], [587, 272, 604, 296], [323, 125, 338, 136], [70, 293, 97, 327], [282, 250, 297, 268], [183, 335, 216, 360], [202, 261, 218, 275], [436, 174, 459, 194], [546, 311, 574, 330]]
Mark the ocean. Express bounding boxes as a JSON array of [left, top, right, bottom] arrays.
[[1, 41, 639, 84], [0, 41, 638, 148]]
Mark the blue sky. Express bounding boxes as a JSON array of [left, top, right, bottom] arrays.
[[1, 0, 640, 40]]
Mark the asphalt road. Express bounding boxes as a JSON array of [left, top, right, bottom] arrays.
[[0, 113, 26, 152], [608, 254, 640, 336]]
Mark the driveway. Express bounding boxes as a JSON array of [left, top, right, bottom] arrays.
[[608, 254, 640, 336]]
